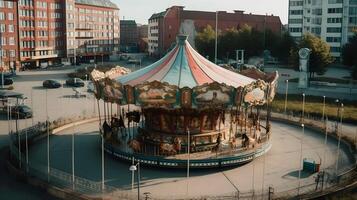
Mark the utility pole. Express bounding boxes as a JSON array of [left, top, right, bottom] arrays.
[[0, 31, 4, 88], [214, 11, 218, 64]]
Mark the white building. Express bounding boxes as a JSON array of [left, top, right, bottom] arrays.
[[288, 0, 357, 60]]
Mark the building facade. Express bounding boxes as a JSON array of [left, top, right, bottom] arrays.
[[17, 0, 66, 68], [288, 0, 357, 60], [66, 0, 119, 64], [148, 6, 282, 57], [120, 20, 138, 52], [3, 0, 118, 69], [0, 0, 19, 71]]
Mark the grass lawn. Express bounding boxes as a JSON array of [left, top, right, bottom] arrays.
[[271, 94, 357, 123], [289, 77, 357, 85]]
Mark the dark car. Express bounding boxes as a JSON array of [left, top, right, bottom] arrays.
[[50, 63, 64, 68], [11, 105, 32, 119], [0, 77, 13, 85], [43, 80, 62, 88], [66, 78, 85, 87]]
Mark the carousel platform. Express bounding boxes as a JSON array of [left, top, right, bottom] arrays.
[[102, 125, 272, 169]]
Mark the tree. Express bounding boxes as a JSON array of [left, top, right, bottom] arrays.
[[195, 25, 216, 61], [290, 33, 334, 78], [342, 33, 357, 79], [273, 31, 296, 64]]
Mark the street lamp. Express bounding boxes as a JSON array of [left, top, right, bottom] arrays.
[[284, 80, 289, 115], [322, 96, 326, 122], [297, 123, 304, 196], [129, 161, 141, 200], [302, 93, 305, 123], [335, 103, 343, 174]]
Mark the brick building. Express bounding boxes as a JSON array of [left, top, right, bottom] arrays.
[[68, 0, 120, 64], [148, 6, 282, 57], [0, 0, 19, 71], [4, 0, 118, 69]]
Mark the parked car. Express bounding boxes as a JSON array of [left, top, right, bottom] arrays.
[[66, 78, 85, 87], [50, 63, 64, 68], [43, 80, 62, 88], [0, 77, 14, 85], [11, 105, 33, 119]]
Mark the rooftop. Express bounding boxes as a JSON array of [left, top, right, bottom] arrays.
[[120, 20, 137, 26], [75, 0, 118, 9]]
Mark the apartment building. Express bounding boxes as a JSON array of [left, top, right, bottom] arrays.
[[65, 0, 120, 64], [288, 0, 357, 60], [0, 0, 19, 70], [148, 6, 282, 57]]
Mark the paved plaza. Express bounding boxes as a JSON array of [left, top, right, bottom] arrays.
[[0, 68, 356, 199]]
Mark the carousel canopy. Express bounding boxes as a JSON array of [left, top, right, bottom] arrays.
[[116, 35, 255, 88]]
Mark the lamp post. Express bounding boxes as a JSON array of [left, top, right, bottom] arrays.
[[322, 96, 326, 122], [284, 80, 289, 115], [302, 93, 305, 123], [297, 123, 304, 196], [214, 11, 218, 64], [129, 161, 141, 200], [335, 103, 343, 174], [186, 128, 190, 198]]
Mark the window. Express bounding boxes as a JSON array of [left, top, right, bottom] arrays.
[[0, 24, 5, 32], [290, 10, 303, 15], [350, 7, 357, 15], [0, 12, 5, 20], [327, 27, 342, 32], [326, 37, 341, 42], [8, 13, 13, 20], [9, 37, 15, 45], [291, 1, 303, 6], [7, 1, 13, 8], [350, 17, 357, 24], [350, 0, 357, 5], [0, 0, 4, 7], [327, 18, 342, 23], [329, 0, 343, 3], [311, 27, 321, 34], [1, 37, 6, 45], [330, 47, 341, 52], [328, 8, 343, 13], [10, 50, 15, 57], [8, 25, 14, 32], [289, 27, 302, 32], [312, 9, 322, 15], [311, 18, 322, 25]]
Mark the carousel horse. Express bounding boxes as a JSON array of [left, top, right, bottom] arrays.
[[128, 139, 141, 153], [211, 134, 222, 152], [102, 121, 112, 138], [160, 143, 177, 156], [242, 133, 256, 148], [255, 128, 262, 143], [229, 137, 239, 149], [173, 137, 182, 153]]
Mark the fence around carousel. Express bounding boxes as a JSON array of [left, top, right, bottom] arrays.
[[6, 113, 357, 200]]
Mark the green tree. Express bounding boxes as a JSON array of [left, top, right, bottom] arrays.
[[290, 33, 334, 78], [273, 31, 296, 64], [195, 25, 216, 61]]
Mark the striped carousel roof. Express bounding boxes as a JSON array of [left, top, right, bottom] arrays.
[[116, 35, 255, 88]]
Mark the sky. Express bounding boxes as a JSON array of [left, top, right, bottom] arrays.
[[114, 0, 289, 25]]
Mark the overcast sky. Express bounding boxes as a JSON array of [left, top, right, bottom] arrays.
[[114, 0, 288, 25]]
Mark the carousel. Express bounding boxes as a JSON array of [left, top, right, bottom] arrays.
[[91, 35, 279, 168]]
